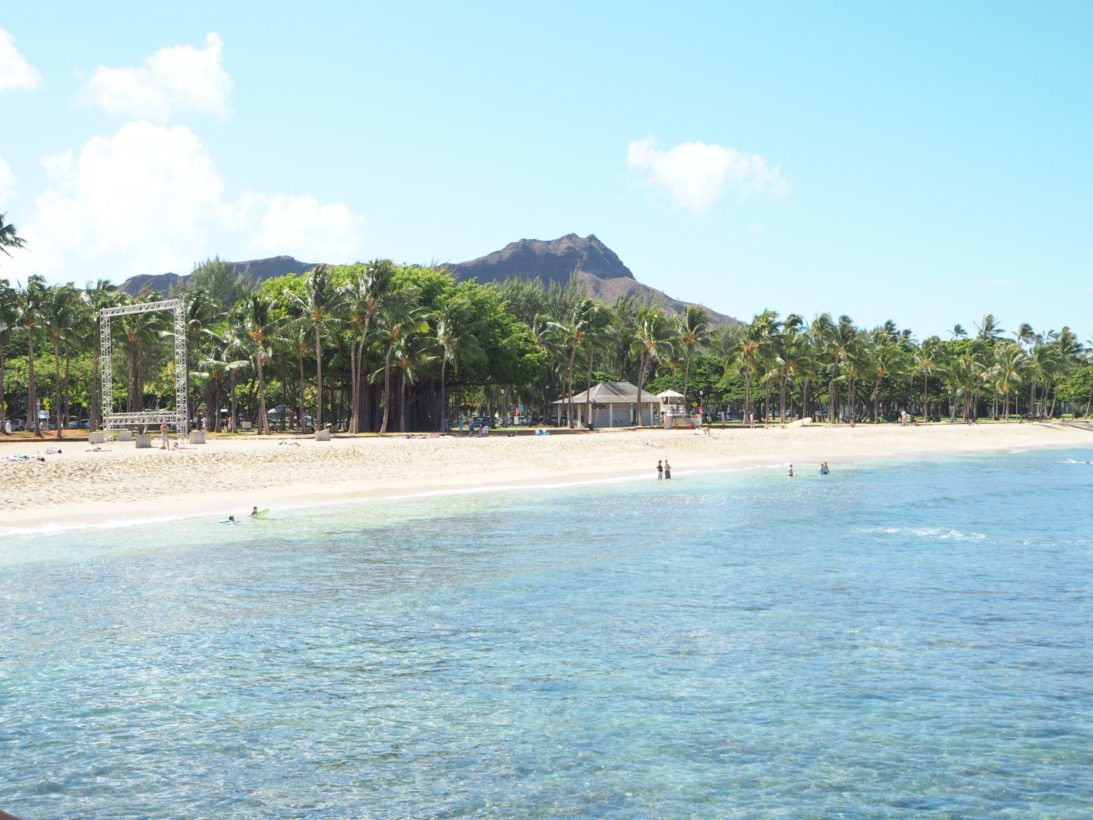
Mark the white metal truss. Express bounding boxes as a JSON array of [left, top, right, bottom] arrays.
[[100, 299, 189, 434]]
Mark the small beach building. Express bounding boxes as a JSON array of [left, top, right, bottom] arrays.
[[657, 389, 694, 428], [550, 381, 660, 428]]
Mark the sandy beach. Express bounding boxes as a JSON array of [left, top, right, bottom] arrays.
[[2, 421, 1091, 533]]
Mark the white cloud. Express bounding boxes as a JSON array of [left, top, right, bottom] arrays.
[[6, 121, 365, 283], [0, 155, 16, 203], [82, 33, 231, 122], [233, 193, 366, 263], [0, 28, 41, 93], [626, 137, 788, 213]]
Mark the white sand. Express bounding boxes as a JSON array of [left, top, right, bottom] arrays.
[[2, 422, 1090, 532]]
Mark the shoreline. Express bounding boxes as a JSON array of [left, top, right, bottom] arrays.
[[2, 422, 1091, 535]]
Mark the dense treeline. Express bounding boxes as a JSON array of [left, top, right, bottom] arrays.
[[1, 256, 1091, 437]]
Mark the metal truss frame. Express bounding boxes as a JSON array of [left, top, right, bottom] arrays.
[[100, 299, 189, 434]]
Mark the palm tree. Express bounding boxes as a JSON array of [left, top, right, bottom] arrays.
[[733, 311, 779, 426], [865, 327, 910, 423], [992, 341, 1026, 421], [117, 303, 166, 414], [374, 290, 427, 434], [769, 313, 805, 423], [0, 279, 18, 431], [16, 276, 48, 435], [630, 307, 673, 427], [0, 213, 26, 258], [549, 298, 599, 428], [678, 306, 710, 410], [180, 285, 223, 424], [239, 293, 279, 434], [804, 313, 834, 422], [42, 284, 81, 438], [434, 296, 484, 432], [976, 314, 1004, 341], [581, 304, 614, 427], [198, 327, 248, 432], [287, 265, 335, 430], [913, 339, 943, 423], [830, 316, 864, 424], [340, 260, 395, 433], [1014, 322, 1038, 351], [393, 329, 435, 432]]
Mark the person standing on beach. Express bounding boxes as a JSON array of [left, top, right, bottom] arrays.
[[787, 464, 794, 477], [657, 459, 663, 480], [160, 421, 169, 450], [664, 459, 672, 479]]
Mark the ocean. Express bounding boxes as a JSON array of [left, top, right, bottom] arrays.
[[1, 448, 1091, 818]]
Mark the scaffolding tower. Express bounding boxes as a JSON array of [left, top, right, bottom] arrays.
[[100, 299, 189, 435]]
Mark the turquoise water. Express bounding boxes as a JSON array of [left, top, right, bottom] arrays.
[[2, 448, 1091, 818]]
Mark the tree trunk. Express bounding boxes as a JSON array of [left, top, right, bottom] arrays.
[[379, 343, 394, 434], [229, 370, 238, 434], [256, 354, 269, 434], [53, 338, 63, 439], [682, 354, 692, 410], [314, 321, 323, 430], [744, 370, 753, 427], [61, 348, 72, 436], [27, 335, 40, 435], [439, 359, 448, 433], [298, 351, 307, 431], [585, 348, 595, 429], [0, 346, 6, 431], [348, 335, 359, 434], [566, 347, 576, 428], [399, 370, 408, 432]]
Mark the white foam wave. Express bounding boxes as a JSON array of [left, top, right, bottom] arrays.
[[858, 526, 987, 541]]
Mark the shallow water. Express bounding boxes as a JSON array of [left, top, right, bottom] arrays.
[[2, 449, 1091, 818]]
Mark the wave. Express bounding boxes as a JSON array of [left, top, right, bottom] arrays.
[[857, 526, 987, 541]]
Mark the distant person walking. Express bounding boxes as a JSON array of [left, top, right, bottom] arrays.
[[160, 421, 169, 450], [664, 459, 672, 479], [656, 459, 664, 480], [787, 464, 794, 478]]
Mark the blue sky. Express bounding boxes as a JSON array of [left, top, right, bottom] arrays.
[[1, 2, 1090, 340]]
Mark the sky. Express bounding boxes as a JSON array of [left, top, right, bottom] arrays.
[[1, 1, 1090, 340]]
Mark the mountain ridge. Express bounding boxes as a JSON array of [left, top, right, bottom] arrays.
[[117, 236, 737, 325], [443, 234, 736, 325]]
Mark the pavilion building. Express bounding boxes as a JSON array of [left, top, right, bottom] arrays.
[[550, 381, 661, 428]]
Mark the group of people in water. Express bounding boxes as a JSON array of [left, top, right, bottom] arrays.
[[656, 459, 831, 480], [222, 506, 267, 524], [787, 462, 830, 477]]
